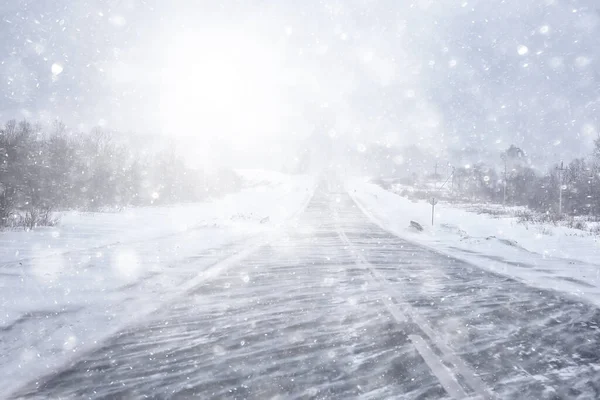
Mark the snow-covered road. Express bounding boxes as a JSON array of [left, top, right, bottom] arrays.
[[12, 186, 600, 399]]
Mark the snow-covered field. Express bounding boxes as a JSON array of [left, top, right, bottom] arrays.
[[0, 172, 315, 398], [349, 178, 600, 308]]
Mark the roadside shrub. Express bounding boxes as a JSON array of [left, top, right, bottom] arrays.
[[536, 226, 554, 236], [474, 207, 506, 218], [565, 218, 588, 231], [516, 210, 561, 226], [590, 224, 600, 236], [15, 206, 59, 230]]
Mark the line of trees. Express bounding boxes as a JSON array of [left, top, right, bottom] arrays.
[[0, 120, 241, 229], [450, 143, 600, 217]]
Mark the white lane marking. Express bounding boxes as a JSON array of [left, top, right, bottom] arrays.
[[406, 309, 495, 400], [409, 334, 469, 399], [338, 229, 465, 398], [334, 207, 495, 400], [336, 226, 407, 323], [379, 294, 407, 323], [345, 195, 497, 400]]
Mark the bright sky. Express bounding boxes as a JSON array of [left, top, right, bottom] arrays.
[[1, 0, 599, 169]]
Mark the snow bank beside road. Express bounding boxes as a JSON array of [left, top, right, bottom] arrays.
[[0, 172, 315, 398], [349, 178, 600, 308]]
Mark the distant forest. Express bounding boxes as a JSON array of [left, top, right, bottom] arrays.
[[387, 141, 600, 219], [0, 120, 241, 228]]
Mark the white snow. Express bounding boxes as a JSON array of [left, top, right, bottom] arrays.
[[517, 45, 529, 56], [349, 178, 600, 308], [51, 62, 63, 75], [0, 172, 315, 398]]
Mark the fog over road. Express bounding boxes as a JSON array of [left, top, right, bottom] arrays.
[[15, 185, 600, 399]]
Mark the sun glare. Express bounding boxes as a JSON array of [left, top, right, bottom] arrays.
[[159, 31, 283, 151]]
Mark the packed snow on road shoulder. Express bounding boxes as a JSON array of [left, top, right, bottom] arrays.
[[349, 178, 600, 308], [0, 172, 315, 398]]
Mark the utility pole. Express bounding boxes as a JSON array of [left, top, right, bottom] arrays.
[[557, 161, 566, 216]]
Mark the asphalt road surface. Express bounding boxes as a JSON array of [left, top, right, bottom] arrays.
[[15, 186, 600, 399]]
